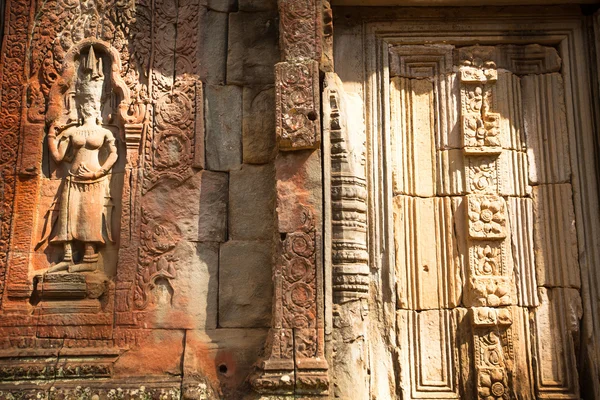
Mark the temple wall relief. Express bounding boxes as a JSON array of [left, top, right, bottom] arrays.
[[0, 0, 279, 397], [334, 7, 600, 399]]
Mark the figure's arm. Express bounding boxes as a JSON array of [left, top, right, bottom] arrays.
[[94, 131, 118, 178], [47, 124, 73, 163]]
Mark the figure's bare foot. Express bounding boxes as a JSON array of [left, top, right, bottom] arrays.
[[68, 263, 97, 273], [47, 261, 70, 274]]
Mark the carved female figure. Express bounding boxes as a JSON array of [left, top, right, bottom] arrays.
[[43, 46, 118, 273]]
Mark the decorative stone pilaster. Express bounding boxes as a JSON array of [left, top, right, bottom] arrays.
[[251, 0, 329, 396], [324, 72, 369, 399], [460, 46, 514, 400]]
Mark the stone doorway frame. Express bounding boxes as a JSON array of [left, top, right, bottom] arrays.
[[330, 5, 600, 398]]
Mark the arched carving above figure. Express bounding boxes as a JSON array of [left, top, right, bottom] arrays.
[[45, 39, 131, 129]]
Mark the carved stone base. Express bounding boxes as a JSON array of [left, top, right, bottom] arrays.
[[33, 272, 109, 315], [250, 359, 295, 395], [35, 272, 108, 301]]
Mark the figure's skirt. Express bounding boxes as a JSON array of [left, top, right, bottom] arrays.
[[50, 175, 111, 244]]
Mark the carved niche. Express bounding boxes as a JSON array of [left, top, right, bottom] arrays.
[[33, 41, 129, 310]]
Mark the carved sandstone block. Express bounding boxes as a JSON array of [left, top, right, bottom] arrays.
[[219, 241, 274, 328], [532, 184, 580, 288], [390, 77, 436, 197], [466, 156, 498, 195], [522, 73, 571, 185], [497, 150, 531, 197], [229, 164, 276, 240], [437, 149, 466, 196], [275, 61, 321, 150], [531, 287, 581, 398], [507, 197, 538, 307], [495, 44, 561, 75], [393, 196, 461, 310], [205, 85, 243, 171], [462, 112, 502, 155], [388, 45, 460, 150], [243, 85, 277, 164], [467, 195, 508, 240], [493, 71, 525, 151], [396, 309, 464, 399], [142, 170, 228, 242]]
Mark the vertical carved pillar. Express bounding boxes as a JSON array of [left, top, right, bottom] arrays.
[[459, 47, 513, 400], [251, 0, 329, 396], [0, 0, 30, 306], [324, 73, 369, 399]]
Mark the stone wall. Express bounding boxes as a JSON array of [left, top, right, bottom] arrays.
[[2, 1, 600, 399], [0, 0, 280, 398]]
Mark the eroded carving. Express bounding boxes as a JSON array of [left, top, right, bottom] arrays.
[[276, 61, 320, 150]]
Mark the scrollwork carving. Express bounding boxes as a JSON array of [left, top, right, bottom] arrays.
[[276, 61, 320, 150], [133, 208, 180, 310]]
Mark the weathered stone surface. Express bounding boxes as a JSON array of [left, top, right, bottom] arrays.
[[142, 171, 228, 242], [183, 329, 268, 398], [437, 149, 465, 196], [396, 309, 464, 399], [113, 329, 184, 377], [522, 73, 571, 185], [239, 0, 277, 11], [275, 150, 323, 233], [208, 0, 236, 12], [229, 164, 276, 240], [393, 195, 461, 310], [532, 184, 580, 288], [243, 85, 277, 164], [3, 3, 600, 400], [138, 241, 219, 330], [390, 77, 436, 197], [227, 11, 279, 85], [531, 287, 582, 398], [219, 241, 273, 328], [202, 11, 229, 85], [205, 85, 243, 171], [507, 197, 538, 307]]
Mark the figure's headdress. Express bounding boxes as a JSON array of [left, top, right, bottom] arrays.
[[76, 46, 105, 122], [82, 46, 104, 81]]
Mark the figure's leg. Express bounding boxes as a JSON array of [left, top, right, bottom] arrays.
[[47, 242, 73, 273], [69, 242, 98, 272], [63, 241, 73, 262], [82, 243, 98, 263]]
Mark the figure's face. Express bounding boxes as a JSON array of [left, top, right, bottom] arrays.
[[79, 99, 99, 121]]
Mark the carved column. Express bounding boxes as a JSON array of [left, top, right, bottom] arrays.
[[0, 0, 30, 307], [323, 73, 369, 399], [459, 47, 514, 399], [250, 0, 330, 396]]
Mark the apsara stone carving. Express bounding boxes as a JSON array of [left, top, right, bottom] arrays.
[[39, 46, 117, 273]]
